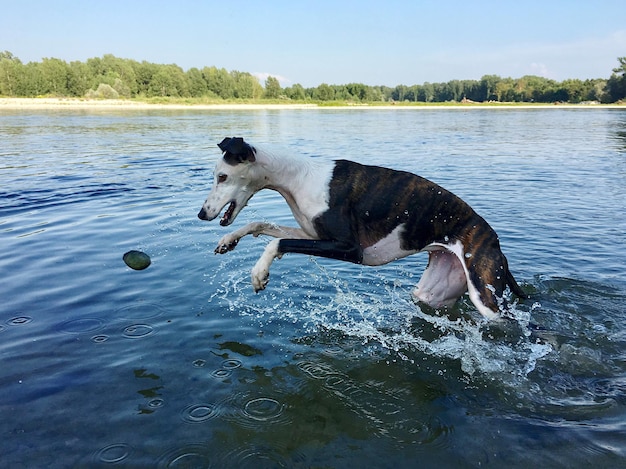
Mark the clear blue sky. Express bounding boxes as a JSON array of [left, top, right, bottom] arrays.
[[1, 0, 624, 87]]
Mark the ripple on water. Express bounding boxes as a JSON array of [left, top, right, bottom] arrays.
[[122, 323, 155, 339], [211, 368, 233, 379], [148, 398, 165, 409], [6, 316, 33, 326], [219, 445, 299, 469], [91, 334, 109, 343], [209, 358, 243, 379], [180, 403, 221, 423], [221, 358, 243, 369], [114, 303, 165, 320], [57, 317, 104, 334], [157, 444, 213, 468], [297, 360, 337, 380], [297, 358, 453, 448], [95, 443, 133, 465], [221, 392, 289, 429]]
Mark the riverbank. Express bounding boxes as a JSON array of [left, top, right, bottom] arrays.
[[0, 98, 318, 110], [0, 97, 623, 110]]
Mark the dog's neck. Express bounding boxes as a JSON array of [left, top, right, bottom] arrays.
[[253, 147, 332, 233], [255, 147, 326, 193]]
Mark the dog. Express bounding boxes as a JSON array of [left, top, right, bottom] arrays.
[[198, 137, 527, 320]]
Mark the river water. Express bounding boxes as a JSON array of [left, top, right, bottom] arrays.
[[1, 107, 625, 467]]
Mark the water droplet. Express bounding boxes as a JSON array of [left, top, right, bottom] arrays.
[[465, 252, 472, 258], [444, 236, 449, 242]]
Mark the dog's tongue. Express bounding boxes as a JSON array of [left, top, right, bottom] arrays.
[[220, 202, 236, 226]]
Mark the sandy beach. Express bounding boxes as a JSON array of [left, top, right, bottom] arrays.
[[0, 97, 622, 110]]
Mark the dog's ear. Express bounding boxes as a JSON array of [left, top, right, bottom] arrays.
[[218, 137, 256, 165]]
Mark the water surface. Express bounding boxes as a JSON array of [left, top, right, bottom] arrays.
[[1, 107, 625, 467]]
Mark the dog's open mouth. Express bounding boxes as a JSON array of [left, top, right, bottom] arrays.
[[220, 201, 236, 226]]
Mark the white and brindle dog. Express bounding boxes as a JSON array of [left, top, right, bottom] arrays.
[[198, 137, 527, 320]]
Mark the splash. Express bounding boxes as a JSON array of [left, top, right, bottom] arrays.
[[205, 235, 551, 383], [305, 266, 551, 381]]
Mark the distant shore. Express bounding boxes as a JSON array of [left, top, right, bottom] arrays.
[[0, 98, 318, 110], [0, 97, 623, 110]]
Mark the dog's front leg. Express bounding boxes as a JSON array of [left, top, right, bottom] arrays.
[[251, 239, 281, 292], [251, 238, 363, 292], [216, 222, 312, 254]]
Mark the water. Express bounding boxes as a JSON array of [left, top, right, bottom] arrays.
[[1, 107, 625, 468]]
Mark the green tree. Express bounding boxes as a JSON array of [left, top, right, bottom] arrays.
[[418, 82, 434, 102], [313, 83, 334, 100], [605, 57, 626, 102], [392, 84, 408, 101], [264, 76, 281, 99], [102, 54, 138, 96], [186, 67, 208, 97], [231, 71, 262, 99], [285, 83, 306, 100], [203, 66, 234, 99], [67, 60, 92, 96], [134, 61, 158, 96], [0, 51, 23, 96], [38, 57, 69, 95], [495, 77, 516, 102], [479, 75, 501, 101], [147, 64, 188, 97], [587, 79, 607, 102], [345, 83, 368, 101]]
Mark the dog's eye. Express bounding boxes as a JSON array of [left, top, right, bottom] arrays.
[[217, 174, 227, 183]]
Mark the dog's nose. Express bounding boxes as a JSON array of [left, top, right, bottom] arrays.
[[198, 208, 208, 220]]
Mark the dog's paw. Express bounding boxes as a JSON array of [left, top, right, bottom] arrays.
[[214, 235, 239, 254], [251, 263, 270, 292]]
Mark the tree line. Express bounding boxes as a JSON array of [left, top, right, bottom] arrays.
[[1, 51, 625, 104]]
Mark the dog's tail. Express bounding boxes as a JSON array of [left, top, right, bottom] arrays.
[[506, 268, 529, 299]]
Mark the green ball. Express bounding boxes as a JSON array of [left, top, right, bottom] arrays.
[[123, 250, 151, 270]]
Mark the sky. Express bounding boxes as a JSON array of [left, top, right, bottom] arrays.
[[1, 0, 625, 88]]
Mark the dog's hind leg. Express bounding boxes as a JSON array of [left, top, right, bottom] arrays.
[[412, 249, 468, 308], [215, 222, 313, 254]]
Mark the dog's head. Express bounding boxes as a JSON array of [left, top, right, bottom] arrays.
[[198, 137, 261, 226]]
